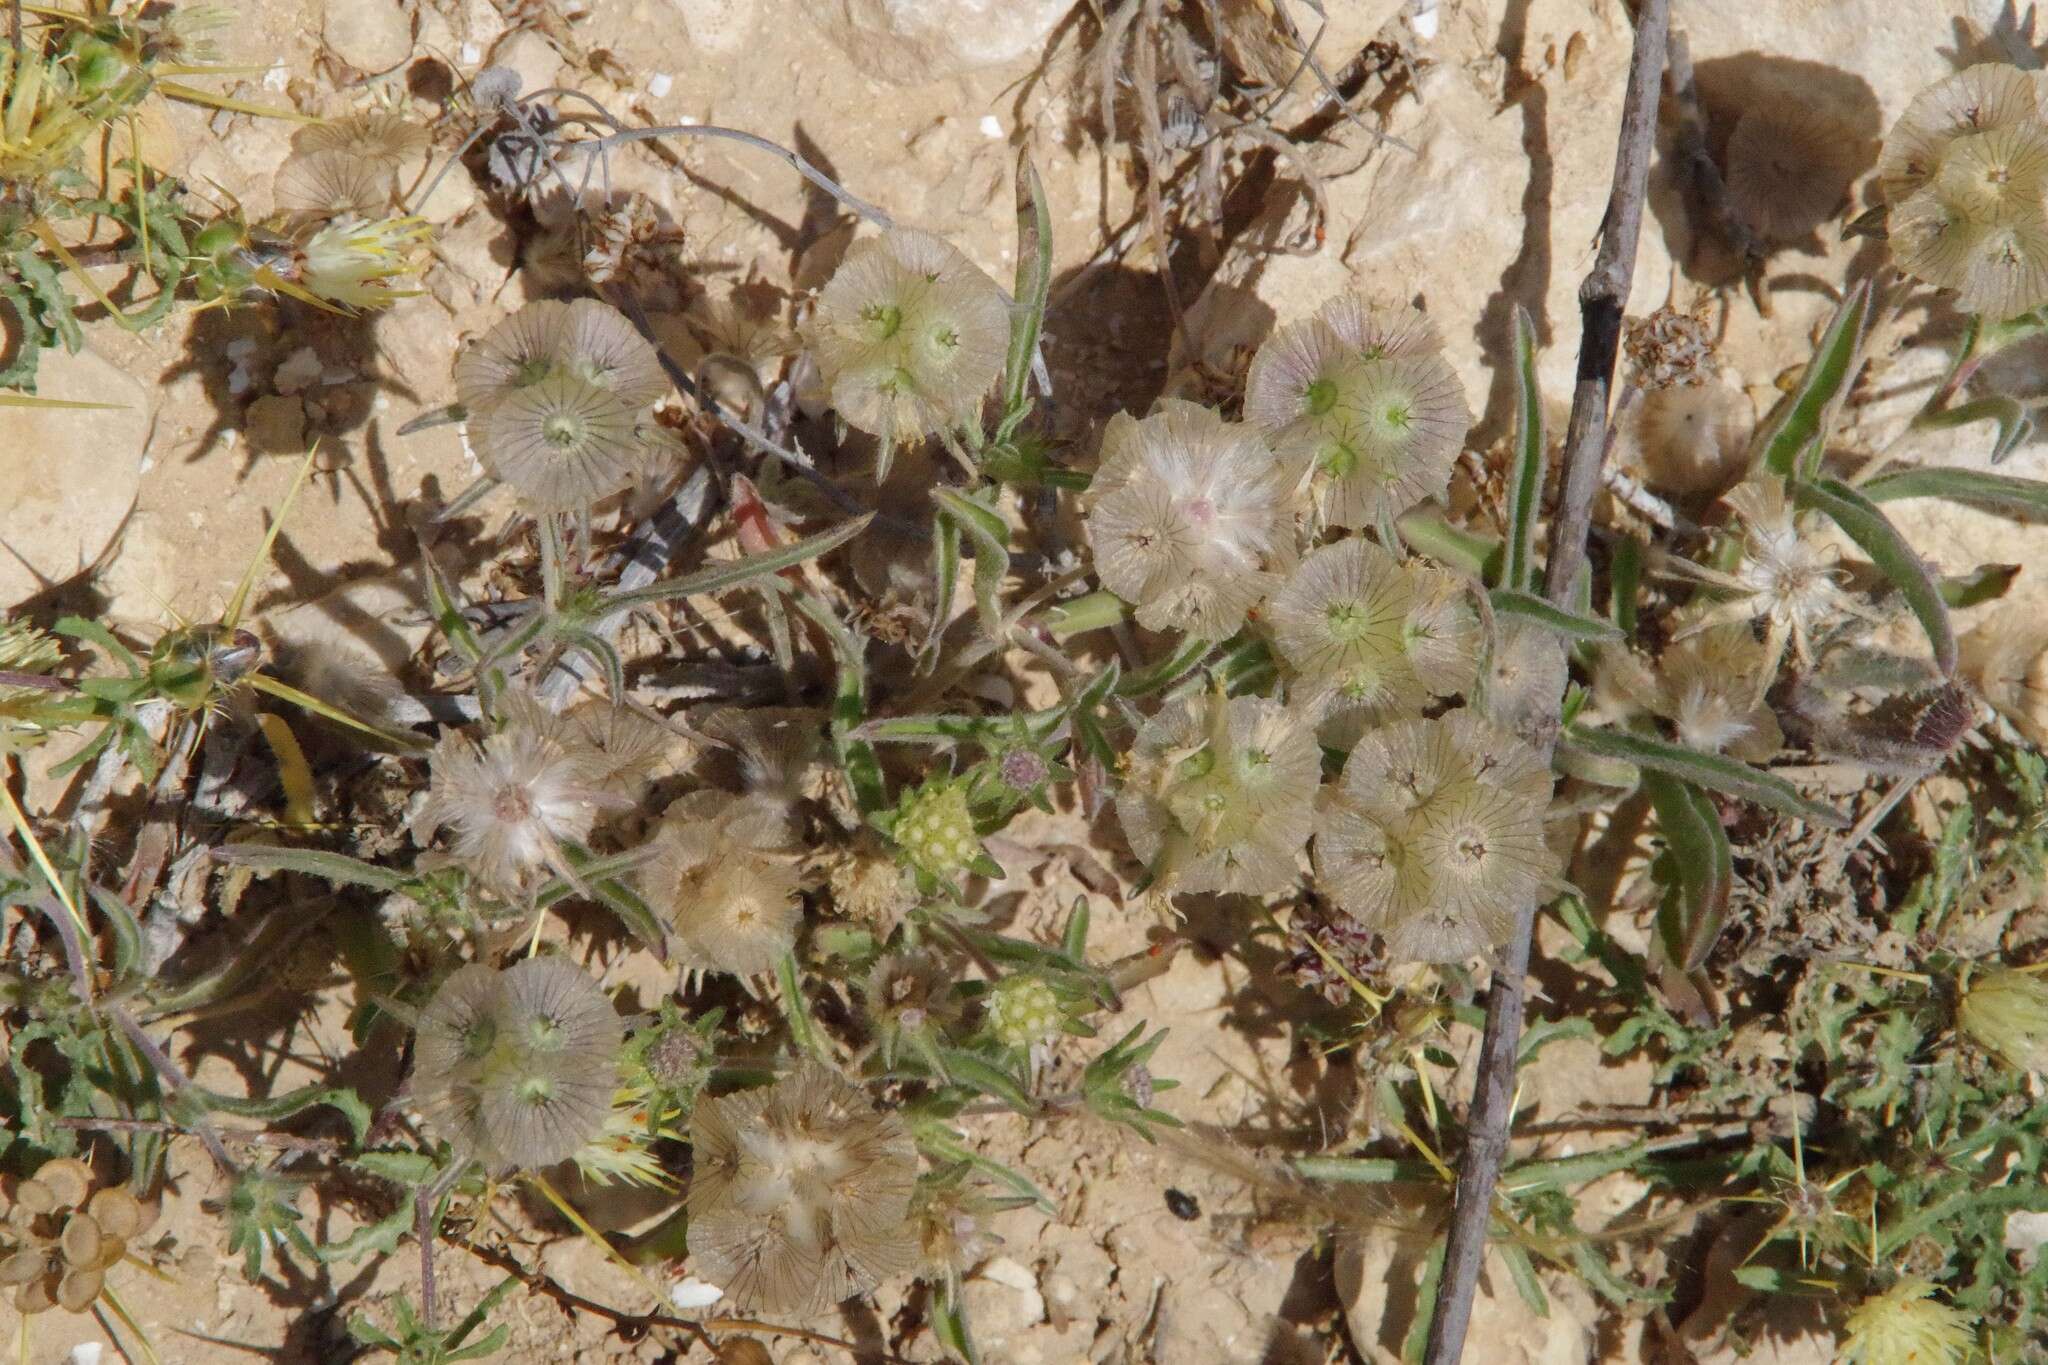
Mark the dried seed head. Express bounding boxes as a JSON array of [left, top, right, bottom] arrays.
[[564, 700, 675, 796], [1959, 606, 2048, 746], [1931, 122, 2048, 223], [1631, 382, 1752, 497], [1314, 709, 1556, 963], [1724, 104, 1866, 241], [687, 1062, 918, 1315], [412, 958, 623, 1172], [0, 1160, 155, 1316], [1316, 296, 1445, 361], [1656, 623, 1784, 761], [1958, 966, 2048, 1073], [1623, 302, 1718, 392], [819, 831, 914, 934], [1316, 353, 1471, 531], [1116, 692, 1320, 895], [1084, 400, 1296, 640], [1481, 619, 1569, 739], [642, 791, 802, 979], [800, 227, 1009, 448], [295, 109, 431, 168], [863, 951, 961, 1067], [457, 299, 667, 412], [699, 706, 825, 805], [1836, 1277, 1973, 1365], [1878, 63, 2040, 206], [473, 371, 645, 510], [273, 148, 388, 222], [1267, 537, 1428, 720], [413, 696, 615, 894]]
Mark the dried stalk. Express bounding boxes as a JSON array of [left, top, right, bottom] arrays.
[[1420, 1, 1669, 1360]]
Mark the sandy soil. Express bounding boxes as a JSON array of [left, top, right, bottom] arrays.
[[5, 0, 2040, 1362]]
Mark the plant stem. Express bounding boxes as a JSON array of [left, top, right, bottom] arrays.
[[1421, 1, 1668, 1360]]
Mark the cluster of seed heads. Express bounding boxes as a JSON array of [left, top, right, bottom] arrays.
[[1883, 63, 2048, 321], [0, 1160, 153, 1315]]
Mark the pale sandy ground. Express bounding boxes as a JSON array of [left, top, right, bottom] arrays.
[[4, 0, 2038, 1361]]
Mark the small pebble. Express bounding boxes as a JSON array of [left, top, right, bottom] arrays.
[[979, 114, 1003, 138], [648, 72, 674, 98]]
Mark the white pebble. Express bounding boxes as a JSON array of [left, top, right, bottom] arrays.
[[1409, 0, 1439, 40], [979, 114, 1003, 139], [647, 72, 674, 98], [670, 1277, 724, 1310], [262, 61, 288, 92], [459, 42, 482, 66], [679, 114, 700, 126], [67, 1346, 104, 1365]]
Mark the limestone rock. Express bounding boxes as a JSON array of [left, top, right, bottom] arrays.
[[797, 0, 1070, 84], [671, 0, 760, 55], [322, 0, 412, 75], [488, 30, 563, 103], [0, 347, 150, 610]]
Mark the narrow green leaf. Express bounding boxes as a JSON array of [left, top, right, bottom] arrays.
[[1860, 463, 2048, 518], [607, 512, 875, 611], [1397, 506, 1503, 581], [1503, 1140, 1649, 1194], [1498, 1240, 1550, 1318], [1490, 589, 1623, 643], [932, 487, 1010, 636], [1757, 281, 1871, 480], [314, 1201, 414, 1264], [557, 844, 667, 958], [416, 543, 484, 667], [1291, 1154, 1438, 1184], [54, 614, 143, 673], [1940, 562, 2021, 609], [193, 1083, 371, 1144], [208, 843, 411, 893], [1563, 725, 1848, 829], [1504, 305, 1545, 591], [1795, 477, 1956, 676], [786, 590, 887, 813], [1117, 636, 1213, 698], [775, 950, 825, 1059], [1001, 151, 1053, 420], [922, 512, 962, 664], [1609, 534, 1644, 634], [938, 1049, 1038, 1115], [1912, 392, 2033, 464], [1643, 774, 1731, 972], [87, 884, 143, 981]]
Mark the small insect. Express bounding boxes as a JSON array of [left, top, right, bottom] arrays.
[[1164, 1187, 1200, 1221]]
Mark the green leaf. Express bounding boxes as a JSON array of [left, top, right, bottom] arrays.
[[1490, 589, 1623, 643], [1562, 726, 1848, 829], [194, 1083, 372, 1144], [555, 844, 667, 957], [606, 512, 875, 611], [1757, 281, 1871, 481], [1913, 392, 2033, 464], [938, 1049, 1038, 1115], [923, 511, 962, 664], [1397, 505, 1502, 580], [775, 950, 825, 1060], [1001, 151, 1053, 423], [314, 1200, 414, 1264], [1503, 1140, 1649, 1194], [87, 884, 143, 981], [1291, 1154, 1437, 1184], [1860, 463, 2048, 518], [1795, 477, 1956, 677], [785, 590, 887, 813], [1939, 561, 2021, 609], [1504, 305, 1545, 592], [1609, 534, 1644, 634], [1644, 773, 1733, 973], [932, 487, 1010, 637], [208, 843, 412, 893], [1498, 1239, 1550, 1318], [1117, 636, 1212, 697]]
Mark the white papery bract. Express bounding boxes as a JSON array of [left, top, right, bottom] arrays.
[[1084, 400, 1295, 640]]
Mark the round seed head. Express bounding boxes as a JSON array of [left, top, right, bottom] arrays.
[[31, 1161, 91, 1212], [456, 300, 576, 411], [473, 371, 644, 510], [687, 1063, 917, 1315], [0, 1249, 45, 1287], [1955, 213, 2048, 320], [1084, 400, 1295, 640], [1724, 105, 1865, 241], [800, 227, 1009, 446], [557, 297, 669, 407], [1482, 618, 1570, 737], [1632, 382, 1752, 497], [643, 791, 802, 978], [1316, 295, 1445, 360], [1401, 563, 1482, 696], [55, 1265, 101, 1313], [84, 1188, 146, 1244], [891, 779, 982, 881], [57, 1215, 100, 1269], [564, 700, 675, 796], [1889, 188, 1985, 296], [1267, 537, 1426, 717], [273, 148, 387, 221], [1931, 122, 2048, 224], [294, 109, 431, 168], [1317, 354, 1470, 530], [1243, 316, 1358, 472], [700, 706, 825, 804], [1116, 692, 1320, 895], [1879, 63, 2040, 205]]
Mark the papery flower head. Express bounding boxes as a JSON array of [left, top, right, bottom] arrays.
[[1836, 1277, 1973, 1365], [1631, 382, 1751, 497], [1268, 535, 1417, 713], [472, 371, 644, 510], [294, 109, 431, 169], [1084, 400, 1296, 640], [1116, 690, 1320, 895], [455, 298, 667, 412], [1958, 965, 2048, 1074], [564, 699, 675, 796], [1316, 353, 1471, 530], [799, 227, 1009, 451], [297, 214, 429, 311], [0, 618, 63, 755], [412, 957, 623, 1172], [1880, 64, 2048, 319], [1724, 104, 1866, 241], [1314, 709, 1556, 963], [412, 694, 615, 894], [641, 791, 802, 980], [1878, 63, 2040, 205], [1658, 621, 1785, 760], [686, 1062, 918, 1314], [1959, 605, 2048, 746], [273, 148, 388, 223], [863, 951, 963, 1072]]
